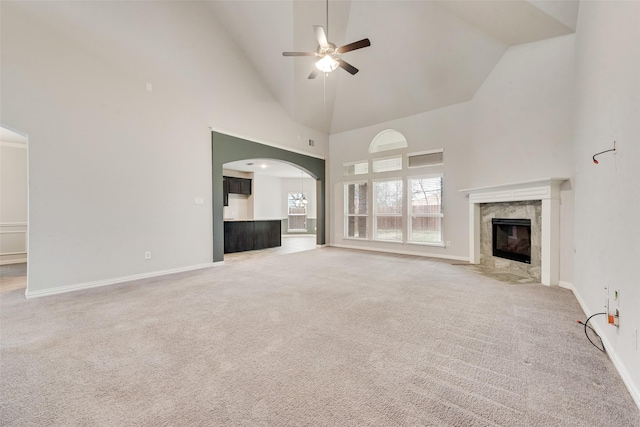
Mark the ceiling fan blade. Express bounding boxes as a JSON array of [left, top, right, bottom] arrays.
[[308, 69, 319, 80], [313, 25, 329, 48], [338, 59, 359, 75], [283, 52, 317, 57], [337, 38, 371, 54]]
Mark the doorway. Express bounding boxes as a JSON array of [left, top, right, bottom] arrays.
[[211, 131, 325, 263], [0, 126, 28, 294]]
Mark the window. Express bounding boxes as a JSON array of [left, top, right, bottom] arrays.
[[369, 129, 408, 153], [408, 175, 443, 244], [374, 179, 403, 242], [408, 149, 443, 168], [344, 182, 368, 238], [372, 155, 402, 173], [288, 193, 307, 231], [344, 161, 368, 176]]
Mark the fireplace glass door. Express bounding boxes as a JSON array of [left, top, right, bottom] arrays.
[[492, 218, 531, 264]]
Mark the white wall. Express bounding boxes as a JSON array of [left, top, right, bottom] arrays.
[[282, 177, 317, 220], [572, 1, 640, 407], [469, 34, 576, 284], [0, 141, 28, 265], [0, 2, 327, 295], [253, 175, 283, 220], [329, 101, 472, 260], [328, 34, 576, 267]]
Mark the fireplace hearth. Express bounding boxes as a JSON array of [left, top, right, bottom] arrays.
[[492, 218, 532, 264]]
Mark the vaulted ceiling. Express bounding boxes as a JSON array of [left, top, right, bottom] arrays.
[[206, 1, 579, 134], [9, 1, 579, 136]]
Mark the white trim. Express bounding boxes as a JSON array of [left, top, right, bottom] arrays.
[[460, 178, 568, 286], [0, 222, 28, 227], [330, 243, 470, 262], [0, 257, 27, 265], [558, 280, 574, 291], [25, 263, 216, 299], [372, 155, 402, 173], [569, 285, 640, 410]]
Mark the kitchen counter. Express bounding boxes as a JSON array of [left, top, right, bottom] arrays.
[[223, 220, 281, 254]]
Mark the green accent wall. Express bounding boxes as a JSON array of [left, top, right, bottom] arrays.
[[211, 131, 326, 262]]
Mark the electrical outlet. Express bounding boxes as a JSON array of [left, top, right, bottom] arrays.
[[144, 251, 151, 260]]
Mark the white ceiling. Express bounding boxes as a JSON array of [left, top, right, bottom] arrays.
[[8, 1, 579, 137], [224, 159, 312, 179], [205, 0, 579, 134]]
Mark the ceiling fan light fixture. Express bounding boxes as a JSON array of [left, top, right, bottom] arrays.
[[315, 54, 339, 72]]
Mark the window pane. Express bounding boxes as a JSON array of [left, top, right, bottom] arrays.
[[372, 156, 402, 173], [345, 183, 368, 239], [408, 151, 443, 168], [410, 217, 442, 243], [409, 176, 443, 243], [347, 216, 368, 238], [375, 216, 402, 241], [344, 162, 368, 176], [374, 179, 403, 241], [346, 183, 367, 215], [409, 177, 442, 214], [374, 180, 403, 214]]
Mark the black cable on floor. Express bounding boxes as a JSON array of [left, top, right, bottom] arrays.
[[577, 312, 606, 353]]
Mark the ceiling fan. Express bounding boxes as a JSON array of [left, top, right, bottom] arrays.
[[282, 1, 371, 79]]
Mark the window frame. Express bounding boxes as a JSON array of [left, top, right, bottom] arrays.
[[287, 192, 308, 232], [372, 177, 404, 243], [343, 181, 369, 240], [406, 173, 444, 246], [343, 160, 369, 176], [407, 148, 444, 169], [372, 155, 403, 174]]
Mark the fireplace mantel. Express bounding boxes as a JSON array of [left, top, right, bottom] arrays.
[[460, 178, 568, 286]]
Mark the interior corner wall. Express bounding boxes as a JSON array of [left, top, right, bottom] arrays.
[[572, 1, 640, 407], [328, 35, 576, 268], [469, 34, 576, 285], [0, 2, 327, 296]]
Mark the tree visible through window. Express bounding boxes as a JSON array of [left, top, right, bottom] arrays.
[[408, 175, 443, 243], [374, 179, 403, 242], [344, 182, 368, 238]]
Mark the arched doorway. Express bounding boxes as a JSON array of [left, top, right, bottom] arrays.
[[211, 131, 325, 262]]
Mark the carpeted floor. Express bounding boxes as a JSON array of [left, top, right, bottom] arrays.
[[1, 248, 639, 426]]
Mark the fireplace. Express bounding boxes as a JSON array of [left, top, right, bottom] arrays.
[[460, 178, 568, 286], [492, 218, 531, 264]]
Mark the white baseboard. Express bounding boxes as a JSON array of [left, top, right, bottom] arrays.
[[330, 243, 470, 262], [0, 257, 27, 266], [25, 263, 216, 299], [558, 280, 574, 291], [570, 285, 640, 410]]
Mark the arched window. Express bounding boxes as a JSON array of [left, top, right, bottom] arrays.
[[369, 129, 408, 153]]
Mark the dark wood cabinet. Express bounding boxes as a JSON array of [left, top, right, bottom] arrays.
[[223, 176, 251, 196], [223, 177, 229, 206], [224, 220, 281, 254]]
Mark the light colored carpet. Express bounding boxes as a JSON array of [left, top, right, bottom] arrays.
[[1, 248, 639, 426]]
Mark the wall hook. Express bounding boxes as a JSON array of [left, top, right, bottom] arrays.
[[593, 141, 616, 164]]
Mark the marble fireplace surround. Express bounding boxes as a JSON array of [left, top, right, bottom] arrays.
[[461, 178, 568, 286]]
